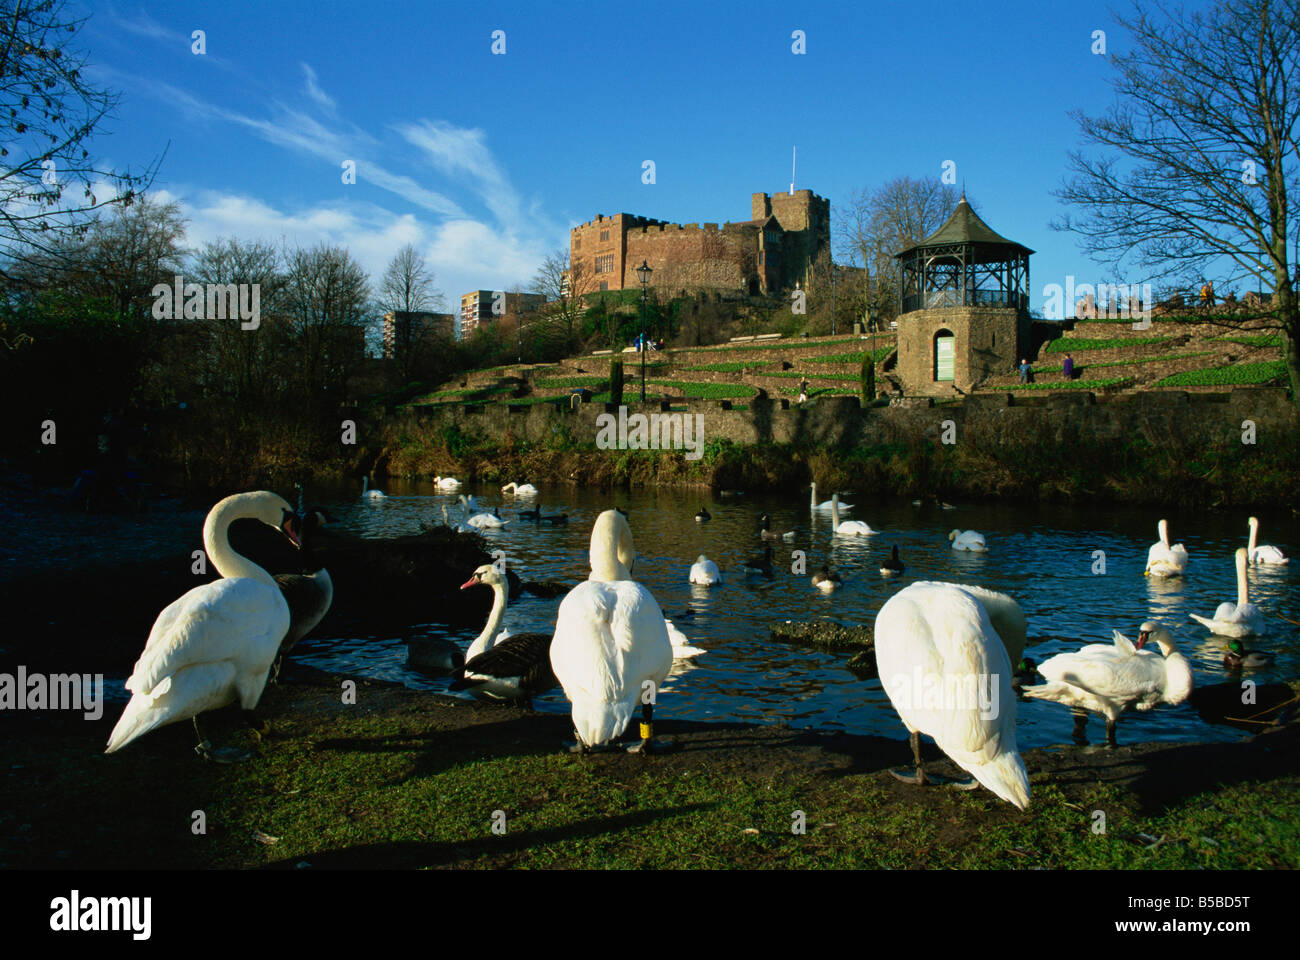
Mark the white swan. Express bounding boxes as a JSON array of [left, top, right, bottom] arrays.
[[810, 481, 852, 512], [1247, 516, 1287, 565], [948, 529, 986, 552], [550, 510, 674, 753], [831, 494, 874, 536], [1023, 622, 1193, 746], [665, 618, 706, 658], [434, 476, 462, 490], [106, 491, 298, 758], [689, 555, 723, 585], [874, 581, 1031, 809], [361, 476, 385, 499], [460, 495, 508, 528], [450, 564, 555, 705], [501, 481, 539, 497], [441, 503, 475, 533], [1190, 548, 1264, 637], [1144, 518, 1187, 577]]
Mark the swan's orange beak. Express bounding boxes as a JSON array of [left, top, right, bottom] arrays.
[[459, 575, 481, 590], [1136, 630, 1150, 649], [281, 512, 302, 548]]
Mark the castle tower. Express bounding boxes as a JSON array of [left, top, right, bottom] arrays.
[[892, 196, 1032, 395]]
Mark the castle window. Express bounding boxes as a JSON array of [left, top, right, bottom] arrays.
[[574, 238, 581, 250], [599, 281, 608, 291], [600, 229, 610, 242], [595, 254, 615, 274], [758, 251, 764, 265]]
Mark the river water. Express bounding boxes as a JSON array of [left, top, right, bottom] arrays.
[[285, 479, 1299, 749]]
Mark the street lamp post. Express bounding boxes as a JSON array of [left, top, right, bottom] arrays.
[[637, 259, 652, 402]]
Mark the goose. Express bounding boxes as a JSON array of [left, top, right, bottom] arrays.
[[880, 544, 905, 576], [760, 514, 795, 540], [518, 504, 542, 522], [1246, 516, 1287, 565], [361, 476, 385, 500], [105, 491, 299, 760], [434, 476, 462, 491], [810, 482, 852, 512], [689, 555, 723, 585], [539, 512, 569, 525], [460, 495, 508, 528], [271, 507, 335, 680], [874, 581, 1031, 809], [1023, 621, 1193, 746], [811, 565, 842, 593], [742, 545, 775, 578], [1144, 518, 1187, 577], [501, 481, 538, 497], [831, 494, 874, 536], [1190, 548, 1263, 637], [948, 529, 986, 552], [1223, 638, 1274, 670], [441, 504, 475, 534], [449, 564, 556, 707], [550, 510, 674, 753], [695, 507, 711, 523]]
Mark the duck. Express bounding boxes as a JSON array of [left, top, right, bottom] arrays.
[[449, 563, 556, 707], [1246, 516, 1288, 565], [689, 555, 723, 586], [760, 514, 794, 540], [695, 507, 711, 523], [831, 494, 875, 536], [271, 507, 335, 680], [1022, 621, 1193, 746], [460, 495, 508, 528], [810, 482, 852, 512], [1144, 518, 1188, 577], [434, 476, 462, 491], [361, 476, 385, 499], [1190, 548, 1263, 637], [501, 481, 538, 497], [948, 529, 986, 552], [880, 544, 905, 576], [873, 581, 1031, 809], [742, 545, 775, 578], [1223, 638, 1274, 670], [105, 491, 299, 760], [811, 565, 842, 593], [549, 510, 674, 753]]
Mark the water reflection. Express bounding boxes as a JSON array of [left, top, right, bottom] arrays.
[[292, 478, 1299, 748]]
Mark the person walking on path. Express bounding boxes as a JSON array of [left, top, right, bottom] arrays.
[[1063, 354, 1074, 380], [1019, 359, 1033, 384]]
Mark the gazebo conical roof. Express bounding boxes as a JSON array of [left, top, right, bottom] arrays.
[[895, 196, 1034, 263]]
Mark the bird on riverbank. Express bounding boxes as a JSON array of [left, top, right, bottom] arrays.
[[742, 545, 775, 578], [874, 581, 1031, 809], [949, 529, 986, 551], [1246, 516, 1287, 565], [689, 555, 723, 585], [811, 566, 842, 593], [1144, 519, 1187, 577], [550, 510, 674, 754], [1022, 621, 1193, 747], [271, 507, 334, 681], [501, 481, 538, 497], [106, 491, 299, 761], [810, 482, 852, 512], [880, 545, 905, 576], [451, 564, 556, 707], [361, 476, 385, 500], [1190, 548, 1263, 637], [832, 494, 874, 536], [1223, 638, 1274, 670], [760, 514, 794, 540], [695, 507, 711, 522]]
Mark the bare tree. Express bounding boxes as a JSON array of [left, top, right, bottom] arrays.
[[1054, 0, 1300, 400], [837, 177, 963, 319], [282, 243, 370, 402], [531, 247, 592, 342], [379, 244, 444, 381], [0, 0, 159, 279]]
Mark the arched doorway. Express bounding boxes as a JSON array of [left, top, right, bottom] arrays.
[[933, 329, 955, 382]]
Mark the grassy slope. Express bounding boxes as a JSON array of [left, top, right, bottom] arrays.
[[4, 670, 1296, 870]]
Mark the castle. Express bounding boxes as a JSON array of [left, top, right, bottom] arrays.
[[568, 190, 830, 297]]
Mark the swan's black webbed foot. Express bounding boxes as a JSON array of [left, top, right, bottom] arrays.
[[627, 737, 679, 755], [889, 766, 928, 785]]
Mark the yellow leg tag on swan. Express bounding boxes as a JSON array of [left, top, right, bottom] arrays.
[[639, 723, 653, 740]]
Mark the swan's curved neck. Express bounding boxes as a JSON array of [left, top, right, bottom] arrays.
[[1237, 553, 1249, 607], [831, 496, 840, 529], [1158, 519, 1169, 548], [1247, 521, 1258, 555], [203, 498, 277, 587], [469, 579, 508, 659], [810, 483, 816, 509], [590, 514, 633, 581]]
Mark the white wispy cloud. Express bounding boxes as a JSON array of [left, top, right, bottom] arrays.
[[301, 63, 336, 112]]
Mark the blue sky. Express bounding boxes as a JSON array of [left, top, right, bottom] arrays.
[[79, 0, 1169, 316]]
